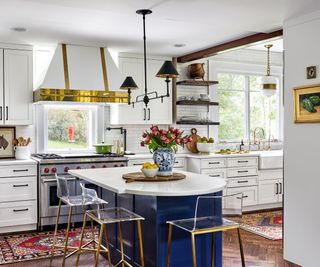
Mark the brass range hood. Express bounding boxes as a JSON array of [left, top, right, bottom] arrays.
[[33, 44, 128, 103]]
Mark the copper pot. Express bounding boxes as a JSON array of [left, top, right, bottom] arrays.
[[188, 63, 205, 80]]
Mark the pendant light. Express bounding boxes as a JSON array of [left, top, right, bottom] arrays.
[[119, 9, 179, 107], [261, 44, 277, 97]]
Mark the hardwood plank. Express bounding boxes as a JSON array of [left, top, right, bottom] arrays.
[[177, 29, 283, 63]]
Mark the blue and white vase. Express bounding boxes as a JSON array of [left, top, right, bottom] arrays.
[[153, 148, 175, 176]]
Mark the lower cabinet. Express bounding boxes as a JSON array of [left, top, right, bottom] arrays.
[[258, 170, 283, 205], [226, 185, 258, 207]]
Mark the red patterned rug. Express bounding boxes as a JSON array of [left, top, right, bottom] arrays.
[[0, 227, 97, 265], [235, 210, 283, 240]]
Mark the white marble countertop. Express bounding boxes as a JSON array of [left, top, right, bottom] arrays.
[[0, 158, 37, 166], [69, 166, 226, 197]]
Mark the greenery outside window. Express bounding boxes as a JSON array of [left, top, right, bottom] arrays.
[[218, 73, 280, 142], [43, 105, 97, 152]]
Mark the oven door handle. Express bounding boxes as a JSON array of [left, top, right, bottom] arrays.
[[42, 177, 77, 183]]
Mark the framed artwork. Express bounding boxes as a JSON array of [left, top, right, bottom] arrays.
[[0, 127, 16, 159], [294, 84, 320, 123]]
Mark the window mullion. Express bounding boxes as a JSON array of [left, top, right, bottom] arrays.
[[245, 76, 250, 141]]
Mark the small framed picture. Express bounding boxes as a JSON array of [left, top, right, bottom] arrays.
[[294, 84, 320, 123], [0, 127, 16, 159], [306, 66, 316, 79]]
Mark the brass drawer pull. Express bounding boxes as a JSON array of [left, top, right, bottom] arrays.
[[13, 184, 29, 187]]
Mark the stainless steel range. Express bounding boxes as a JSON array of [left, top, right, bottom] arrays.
[[32, 153, 128, 228]]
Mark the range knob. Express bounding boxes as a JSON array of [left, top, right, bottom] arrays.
[[51, 167, 57, 173], [91, 165, 96, 168], [64, 166, 69, 172], [120, 164, 125, 167], [114, 164, 119, 167], [76, 166, 81, 169], [44, 167, 50, 174], [102, 165, 107, 168]]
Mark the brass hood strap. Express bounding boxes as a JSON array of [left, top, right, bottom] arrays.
[[62, 44, 70, 90], [100, 48, 109, 93]]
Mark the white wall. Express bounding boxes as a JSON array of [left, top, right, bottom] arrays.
[[283, 10, 320, 267]]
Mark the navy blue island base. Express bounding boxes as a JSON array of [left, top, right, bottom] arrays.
[[101, 188, 223, 267]]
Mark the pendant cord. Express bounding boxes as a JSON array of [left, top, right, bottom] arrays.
[[266, 46, 271, 76], [143, 14, 148, 96]]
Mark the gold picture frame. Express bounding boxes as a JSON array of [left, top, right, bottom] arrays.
[[294, 84, 320, 123]]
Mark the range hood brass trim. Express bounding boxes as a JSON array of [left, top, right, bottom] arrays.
[[33, 44, 128, 104], [33, 88, 128, 103]]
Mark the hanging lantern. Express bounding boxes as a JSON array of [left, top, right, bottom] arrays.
[[261, 44, 277, 97]]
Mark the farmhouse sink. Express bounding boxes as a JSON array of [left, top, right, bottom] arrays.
[[256, 150, 283, 169]]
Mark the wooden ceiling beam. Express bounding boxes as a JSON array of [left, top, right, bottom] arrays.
[[177, 29, 283, 63]]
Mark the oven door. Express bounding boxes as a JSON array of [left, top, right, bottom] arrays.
[[40, 176, 76, 218]]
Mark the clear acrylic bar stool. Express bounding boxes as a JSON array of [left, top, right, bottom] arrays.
[[76, 183, 145, 267], [50, 174, 108, 267], [166, 193, 245, 267]]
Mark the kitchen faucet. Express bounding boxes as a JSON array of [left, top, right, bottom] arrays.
[[250, 127, 265, 151]]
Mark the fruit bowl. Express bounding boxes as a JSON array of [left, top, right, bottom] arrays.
[[196, 142, 215, 153], [141, 167, 159, 178]]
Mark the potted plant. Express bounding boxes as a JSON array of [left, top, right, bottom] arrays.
[[141, 126, 191, 176]]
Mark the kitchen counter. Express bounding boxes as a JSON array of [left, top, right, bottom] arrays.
[[0, 159, 37, 166], [69, 166, 226, 267], [69, 166, 226, 196]]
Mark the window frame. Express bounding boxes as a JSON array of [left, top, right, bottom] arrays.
[[212, 60, 283, 143], [36, 104, 103, 154]]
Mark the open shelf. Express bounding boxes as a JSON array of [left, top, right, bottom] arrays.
[[176, 120, 220, 125], [176, 100, 219, 106], [176, 80, 219, 86]]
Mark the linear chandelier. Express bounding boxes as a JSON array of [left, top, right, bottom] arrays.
[[119, 9, 179, 107]]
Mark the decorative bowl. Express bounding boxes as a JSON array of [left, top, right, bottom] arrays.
[[196, 142, 215, 153], [141, 168, 159, 178]]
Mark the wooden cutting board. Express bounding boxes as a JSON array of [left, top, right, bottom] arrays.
[[122, 172, 186, 183], [186, 128, 200, 153]]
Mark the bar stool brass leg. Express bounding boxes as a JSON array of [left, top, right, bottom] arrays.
[[119, 222, 125, 267], [137, 220, 145, 267], [62, 206, 73, 267], [91, 218, 96, 249], [166, 224, 172, 267], [104, 224, 112, 266], [211, 232, 215, 267], [237, 228, 246, 267], [50, 199, 62, 265], [76, 213, 87, 267], [95, 224, 105, 267], [191, 233, 197, 267]]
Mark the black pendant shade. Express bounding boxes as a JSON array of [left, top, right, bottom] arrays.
[[119, 76, 138, 90], [156, 60, 179, 78]]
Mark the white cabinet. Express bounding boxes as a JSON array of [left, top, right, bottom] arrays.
[[127, 155, 186, 170], [110, 56, 172, 125], [1, 49, 33, 125], [0, 161, 37, 233], [258, 170, 283, 205], [226, 186, 258, 207]]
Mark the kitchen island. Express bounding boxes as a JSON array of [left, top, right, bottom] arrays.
[[69, 166, 226, 267]]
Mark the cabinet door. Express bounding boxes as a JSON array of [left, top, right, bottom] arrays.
[[258, 179, 279, 204], [226, 186, 258, 207], [4, 49, 33, 125], [0, 49, 3, 124], [147, 59, 172, 124], [110, 57, 145, 124], [278, 179, 283, 202]]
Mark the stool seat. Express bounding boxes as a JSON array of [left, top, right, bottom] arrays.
[[60, 195, 108, 206], [86, 207, 144, 224], [167, 216, 239, 233]]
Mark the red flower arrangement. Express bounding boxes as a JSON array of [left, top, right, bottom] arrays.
[[141, 125, 192, 153]]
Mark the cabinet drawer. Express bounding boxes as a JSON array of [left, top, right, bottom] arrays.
[[173, 158, 185, 168], [201, 169, 227, 179], [0, 176, 37, 202], [201, 158, 226, 169], [0, 200, 37, 228], [226, 186, 258, 207], [0, 165, 37, 178], [259, 169, 283, 180], [227, 167, 258, 178], [227, 157, 258, 168], [128, 160, 149, 167], [227, 176, 258, 188]]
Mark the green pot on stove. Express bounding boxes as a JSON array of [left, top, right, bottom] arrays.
[[93, 143, 113, 154]]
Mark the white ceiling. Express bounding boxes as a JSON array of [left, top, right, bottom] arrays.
[[0, 0, 319, 56]]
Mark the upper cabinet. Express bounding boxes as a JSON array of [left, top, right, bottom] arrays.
[[110, 55, 172, 125], [0, 48, 33, 125]]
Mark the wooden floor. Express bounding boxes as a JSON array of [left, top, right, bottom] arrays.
[[4, 229, 300, 267]]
